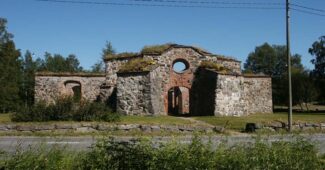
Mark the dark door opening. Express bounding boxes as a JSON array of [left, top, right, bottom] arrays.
[[65, 80, 82, 102], [167, 87, 190, 115], [72, 85, 81, 102]]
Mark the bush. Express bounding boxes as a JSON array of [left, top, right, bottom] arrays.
[[0, 145, 81, 170], [11, 97, 120, 122], [73, 101, 120, 122], [78, 136, 323, 170], [0, 137, 323, 169]]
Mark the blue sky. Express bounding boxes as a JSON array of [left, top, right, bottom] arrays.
[[1, 0, 325, 70]]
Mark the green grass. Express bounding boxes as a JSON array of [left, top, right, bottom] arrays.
[[0, 113, 11, 123], [119, 115, 192, 125], [194, 112, 325, 130], [0, 114, 192, 125]]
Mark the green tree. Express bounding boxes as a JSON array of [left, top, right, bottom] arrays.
[[36, 52, 83, 72], [244, 43, 309, 108], [91, 60, 105, 73], [291, 69, 317, 111], [102, 41, 116, 59], [309, 36, 325, 78], [65, 54, 83, 72], [20, 50, 36, 106], [91, 41, 116, 73], [309, 36, 325, 103], [244, 43, 303, 77], [0, 18, 22, 112]]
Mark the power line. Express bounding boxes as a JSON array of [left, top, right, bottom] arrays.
[[129, 0, 284, 6], [291, 3, 325, 13], [36, 0, 284, 9], [291, 8, 325, 17]]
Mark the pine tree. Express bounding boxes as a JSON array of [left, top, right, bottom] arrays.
[[21, 50, 36, 106], [0, 18, 22, 112]]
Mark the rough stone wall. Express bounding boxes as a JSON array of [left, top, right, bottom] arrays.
[[116, 72, 151, 115], [214, 74, 245, 116], [191, 69, 272, 116], [243, 76, 273, 114], [105, 59, 131, 85], [149, 67, 164, 115], [35, 75, 106, 103], [116, 67, 164, 115]]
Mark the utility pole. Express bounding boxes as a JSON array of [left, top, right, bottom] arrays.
[[286, 0, 293, 131]]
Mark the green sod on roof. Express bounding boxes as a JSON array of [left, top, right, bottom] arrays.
[[199, 61, 230, 74], [118, 58, 157, 73]]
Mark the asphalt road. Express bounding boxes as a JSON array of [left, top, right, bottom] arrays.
[[1, 134, 325, 154]]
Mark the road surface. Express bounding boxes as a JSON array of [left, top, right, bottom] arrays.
[[0, 134, 325, 153]]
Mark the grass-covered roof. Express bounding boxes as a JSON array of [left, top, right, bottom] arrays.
[[35, 72, 105, 77], [118, 58, 157, 73], [199, 61, 230, 74], [104, 43, 238, 62]]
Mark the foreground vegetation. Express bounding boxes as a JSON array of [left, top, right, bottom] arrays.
[[0, 136, 323, 170], [11, 97, 120, 122]]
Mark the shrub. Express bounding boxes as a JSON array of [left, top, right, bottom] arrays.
[[119, 58, 156, 73], [11, 97, 74, 122], [11, 97, 120, 122], [11, 102, 48, 122], [73, 101, 120, 122], [0, 145, 81, 170], [78, 136, 323, 170], [0, 137, 322, 169]]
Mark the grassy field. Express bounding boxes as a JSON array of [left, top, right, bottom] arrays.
[[194, 112, 325, 130]]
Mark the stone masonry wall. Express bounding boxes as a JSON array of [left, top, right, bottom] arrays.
[[35, 74, 105, 104], [116, 67, 164, 115], [116, 72, 151, 115], [192, 70, 273, 116], [105, 59, 131, 85], [243, 76, 273, 114], [215, 74, 245, 116], [148, 67, 164, 115]]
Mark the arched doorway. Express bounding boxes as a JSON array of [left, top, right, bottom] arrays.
[[167, 86, 190, 115], [64, 80, 82, 102]]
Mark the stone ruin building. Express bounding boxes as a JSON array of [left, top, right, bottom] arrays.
[[35, 44, 272, 116]]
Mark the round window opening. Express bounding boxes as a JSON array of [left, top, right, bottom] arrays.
[[172, 59, 190, 73]]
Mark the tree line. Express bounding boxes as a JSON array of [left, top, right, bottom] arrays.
[[0, 17, 114, 112], [244, 39, 325, 111], [1, 17, 324, 113]]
